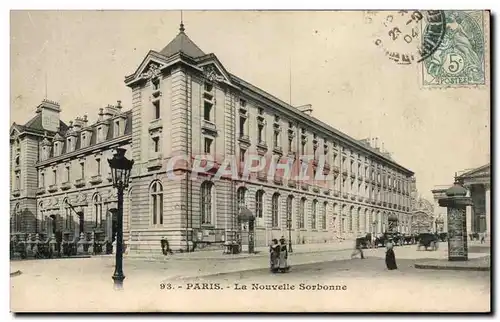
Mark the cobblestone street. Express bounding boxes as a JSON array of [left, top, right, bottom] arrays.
[[10, 242, 490, 312]]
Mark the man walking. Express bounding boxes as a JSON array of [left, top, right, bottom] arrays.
[[351, 234, 365, 259]]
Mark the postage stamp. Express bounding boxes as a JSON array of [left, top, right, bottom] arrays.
[[421, 11, 487, 87]]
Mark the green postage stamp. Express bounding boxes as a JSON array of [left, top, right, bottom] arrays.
[[422, 11, 487, 87]]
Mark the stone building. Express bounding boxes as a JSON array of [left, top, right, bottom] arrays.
[[10, 23, 415, 254], [432, 163, 491, 237]]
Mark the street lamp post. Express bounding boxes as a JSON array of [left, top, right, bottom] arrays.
[[107, 148, 134, 289]]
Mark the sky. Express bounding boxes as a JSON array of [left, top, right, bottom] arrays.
[[10, 10, 490, 201]]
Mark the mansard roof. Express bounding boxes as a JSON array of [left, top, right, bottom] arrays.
[[158, 25, 206, 59], [10, 113, 68, 137]]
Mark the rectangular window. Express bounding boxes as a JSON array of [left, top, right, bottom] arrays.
[[97, 159, 101, 175], [258, 124, 264, 143], [153, 101, 160, 119], [258, 107, 264, 115], [153, 137, 160, 153], [288, 137, 293, 152], [204, 82, 213, 92], [115, 121, 120, 136], [239, 98, 246, 107], [80, 162, 85, 179], [239, 117, 246, 137], [301, 142, 305, 155], [240, 148, 246, 163], [204, 101, 212, 121], [66, 166, 70, 182], [204, 137, 213, 154], [53, 169, 57, 185], [273, 131, 279, 148], [41, 172, 45, 187]]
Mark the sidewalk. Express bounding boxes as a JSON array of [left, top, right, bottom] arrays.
[[126, 240, 357, 261], [415, 255, 490, 271]]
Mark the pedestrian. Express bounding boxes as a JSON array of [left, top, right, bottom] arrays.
[[269, 239, 280, 273], [351, 235, 365, 259], [385, 239, 398, 270], [278, 237, 290, 273], [480, 232, 486, 244]]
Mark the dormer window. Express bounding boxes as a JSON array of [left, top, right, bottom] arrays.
[[54, 142, 59, 156], [258, 107, 264, 115], [239, 99, 246, 107], [97, 127, 102, 143], [114, 120, 121, 137], [67, 138, 72, 152], [82, 134, 86, 148]]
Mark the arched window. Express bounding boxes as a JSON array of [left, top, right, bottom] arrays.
[[237, 187, 247, 210], [201, 181, 214, 225], [93, 194, 103, 228], [356, 207, 361, 232], [255, 190, 264, 218], [322, 202, 327, 230], [333, 203, 338, 231], [37, 201, 44, 233], [271, 193, 280, 228], [299, 198, 306, 229], [311, 200, 317, 229], [63, 198, 73, 231], [341, 205, 347, 233], [349, 206, 354, 232], [286, 195, 294, 228], [12, 203, 21, 232], [150, 181, 164, 225]]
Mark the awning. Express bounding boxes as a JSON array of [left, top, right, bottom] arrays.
[[238, 207, 255, 222]]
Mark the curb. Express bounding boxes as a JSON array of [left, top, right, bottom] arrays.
[[125, 246, 355, 262], [414, 263, 490, 272]]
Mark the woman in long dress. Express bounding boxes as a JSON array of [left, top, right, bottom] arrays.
[[269, 239, 280, 273], [385, 239, 398, 270], [278, 238, 289, 273]]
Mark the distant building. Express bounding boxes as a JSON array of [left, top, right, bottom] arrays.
[[432, 163, 491, 236], [10, 23, 416, 254]]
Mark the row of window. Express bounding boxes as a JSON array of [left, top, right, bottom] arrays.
[[236, 98, 410, 190]]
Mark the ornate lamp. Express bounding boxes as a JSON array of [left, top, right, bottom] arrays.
[[108, 148, 134, 190], [107, 148, 134, 289]]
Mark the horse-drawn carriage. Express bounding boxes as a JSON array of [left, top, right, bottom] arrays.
[[417, 233, 439, 251], [355, 233, 374, 249]]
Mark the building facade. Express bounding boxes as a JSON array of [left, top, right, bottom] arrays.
[[10, 24, 415, 254], [432, 163, 491, 237]]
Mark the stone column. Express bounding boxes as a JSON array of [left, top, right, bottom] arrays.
[[485, 183, 490, 238], [360, 210, 366, 233]]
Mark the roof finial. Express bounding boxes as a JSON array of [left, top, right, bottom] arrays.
[[179, 10, 185, 32]]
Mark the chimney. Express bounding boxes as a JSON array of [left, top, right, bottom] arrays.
[[98, 108, 104, 122], [296, 104, 313, 115], [35, 99, 61, 132], [73, 116, 86, 131]]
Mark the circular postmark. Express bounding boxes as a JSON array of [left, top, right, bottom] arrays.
[[369, 10, 446, 65]]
